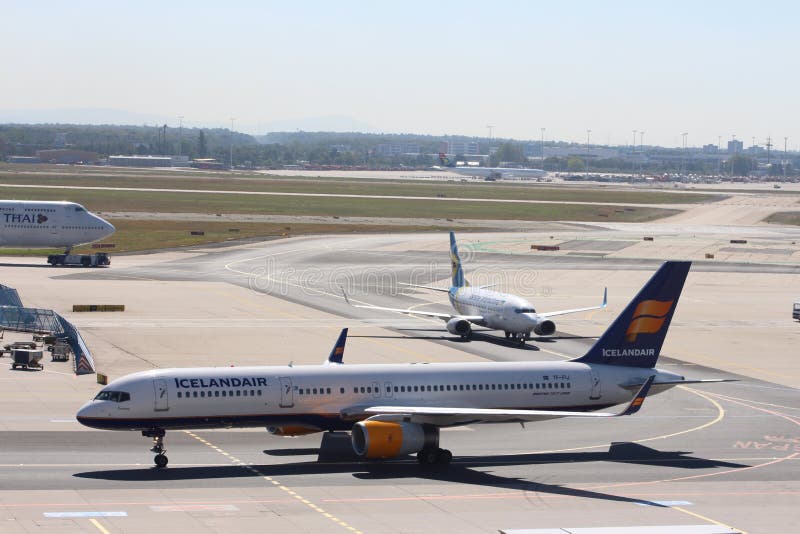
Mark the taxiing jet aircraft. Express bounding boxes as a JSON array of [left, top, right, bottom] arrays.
[[347, 231, 606, 343], [434, 153, 546, 179], [77, 261, 728, 468], [0, 200, 115, 252]]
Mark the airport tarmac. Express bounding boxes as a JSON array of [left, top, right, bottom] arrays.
[[0, 223, 798, 533]]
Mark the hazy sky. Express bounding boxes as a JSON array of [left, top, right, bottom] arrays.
[[5, 1, 798, 148]]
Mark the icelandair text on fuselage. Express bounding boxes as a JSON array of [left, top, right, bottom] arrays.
[[602, 348, 656, 358], [175, 377, 268, 389]]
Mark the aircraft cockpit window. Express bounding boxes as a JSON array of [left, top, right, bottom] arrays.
[[514, 307, 536, 314], [74, 206, 85, 212], [94, 390, 130, 402]]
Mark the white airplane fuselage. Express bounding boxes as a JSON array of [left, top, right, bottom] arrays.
[[0, 200, 115, 249], [448, 286, 551, 335], [77, 361, 681, 432], [449, 167, 546, 179]]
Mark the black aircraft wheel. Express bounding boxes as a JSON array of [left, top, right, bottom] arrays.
[[504, 331, 511, 339], [436, 448, 453, 464], [417, 448, 439, 465], [154, 454, 168, 468]]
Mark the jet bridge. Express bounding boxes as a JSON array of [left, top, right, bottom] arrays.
[[0, 284, 96, 375]]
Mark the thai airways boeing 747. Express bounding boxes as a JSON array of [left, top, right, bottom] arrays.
[[77, 261, 728, 468], [0, 200, 114, 252]]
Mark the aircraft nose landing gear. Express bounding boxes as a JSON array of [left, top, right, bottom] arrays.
[[143, 429, 168, 468]]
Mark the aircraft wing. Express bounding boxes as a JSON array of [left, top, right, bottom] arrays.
[[341, 289, 483, 321], [538, 287, 607, 319], [351, 302, 483, 322], [352, 376, 655, 426], [398, 282, 451, 293]]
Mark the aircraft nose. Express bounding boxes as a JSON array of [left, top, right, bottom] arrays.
[[76, 401, 98, 426], [101, 218, 115, 237]]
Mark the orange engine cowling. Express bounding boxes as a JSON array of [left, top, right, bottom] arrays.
[[351, 420, 437, 459], [267, 424, 321, 436]]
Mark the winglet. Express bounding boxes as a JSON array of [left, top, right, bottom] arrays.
[[340, 287, 351, 306], [325, 328, 348, 365], [618, 375, 655, 416], [602, 287, 608, 308]]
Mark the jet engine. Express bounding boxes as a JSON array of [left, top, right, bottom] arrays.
[[351, 420, 438, 459], [532, 319, 556, 336], [446, 317, 472, 337]]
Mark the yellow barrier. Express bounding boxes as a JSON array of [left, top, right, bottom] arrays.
[[72, 305, 125, 312], [97, 373, 108, 385]]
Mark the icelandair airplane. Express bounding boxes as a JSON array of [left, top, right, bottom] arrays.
[[77, 261, 728, 469], [348, 231, 606, 343], [434, 153, 546, 179], [0, 200, 115, 252]]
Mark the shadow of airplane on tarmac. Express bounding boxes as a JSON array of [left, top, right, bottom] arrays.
[[73, 442, 747, 508]]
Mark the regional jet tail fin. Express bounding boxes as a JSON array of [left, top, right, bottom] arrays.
[[573, 261, 691, 368], [438, 152, 454, 167], [449, 231, 468, 288], [324, 328, 348, 365]]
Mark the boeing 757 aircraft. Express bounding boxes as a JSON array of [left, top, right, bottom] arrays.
[[77, 261, 728, 468], [347, 232, 606, 343], [0, 200, 115, 252]]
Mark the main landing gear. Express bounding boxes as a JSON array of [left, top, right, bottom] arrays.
[[504, 331, 530, 345], [417, 447, 452, 466], [143, 429, 168, 468]]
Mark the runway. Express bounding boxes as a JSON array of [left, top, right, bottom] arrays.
[[0, 229, 798, 533]]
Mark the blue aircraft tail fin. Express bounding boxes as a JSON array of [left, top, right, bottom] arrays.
[[325, 328, 348, 365], [573, 261, 690, 368], [449, 231, 467, 288]]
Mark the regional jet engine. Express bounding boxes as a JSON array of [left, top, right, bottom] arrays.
[[445, 317, 472, 338], [532, 318, 556, 336]]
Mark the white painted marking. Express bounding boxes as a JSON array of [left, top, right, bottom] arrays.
[[44, 512, 127, 518], [151, 504, 239, 512], [500, 525, 737, 534]]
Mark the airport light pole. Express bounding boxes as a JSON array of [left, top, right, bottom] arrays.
[[632, 130, 637, 179], [586, 129, 591, 179], [639, 131, 645, 176], [540, 127, 545, 169], [177, 115, 183, 157], [785, 136, 789, 180], [229, 118, 235, 169], [682, 132, 688, 176]]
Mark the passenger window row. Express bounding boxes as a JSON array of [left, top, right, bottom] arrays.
[[177, 389, 262, 399], [349, 382, 571, 394], [296, 387, 333, 396]]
